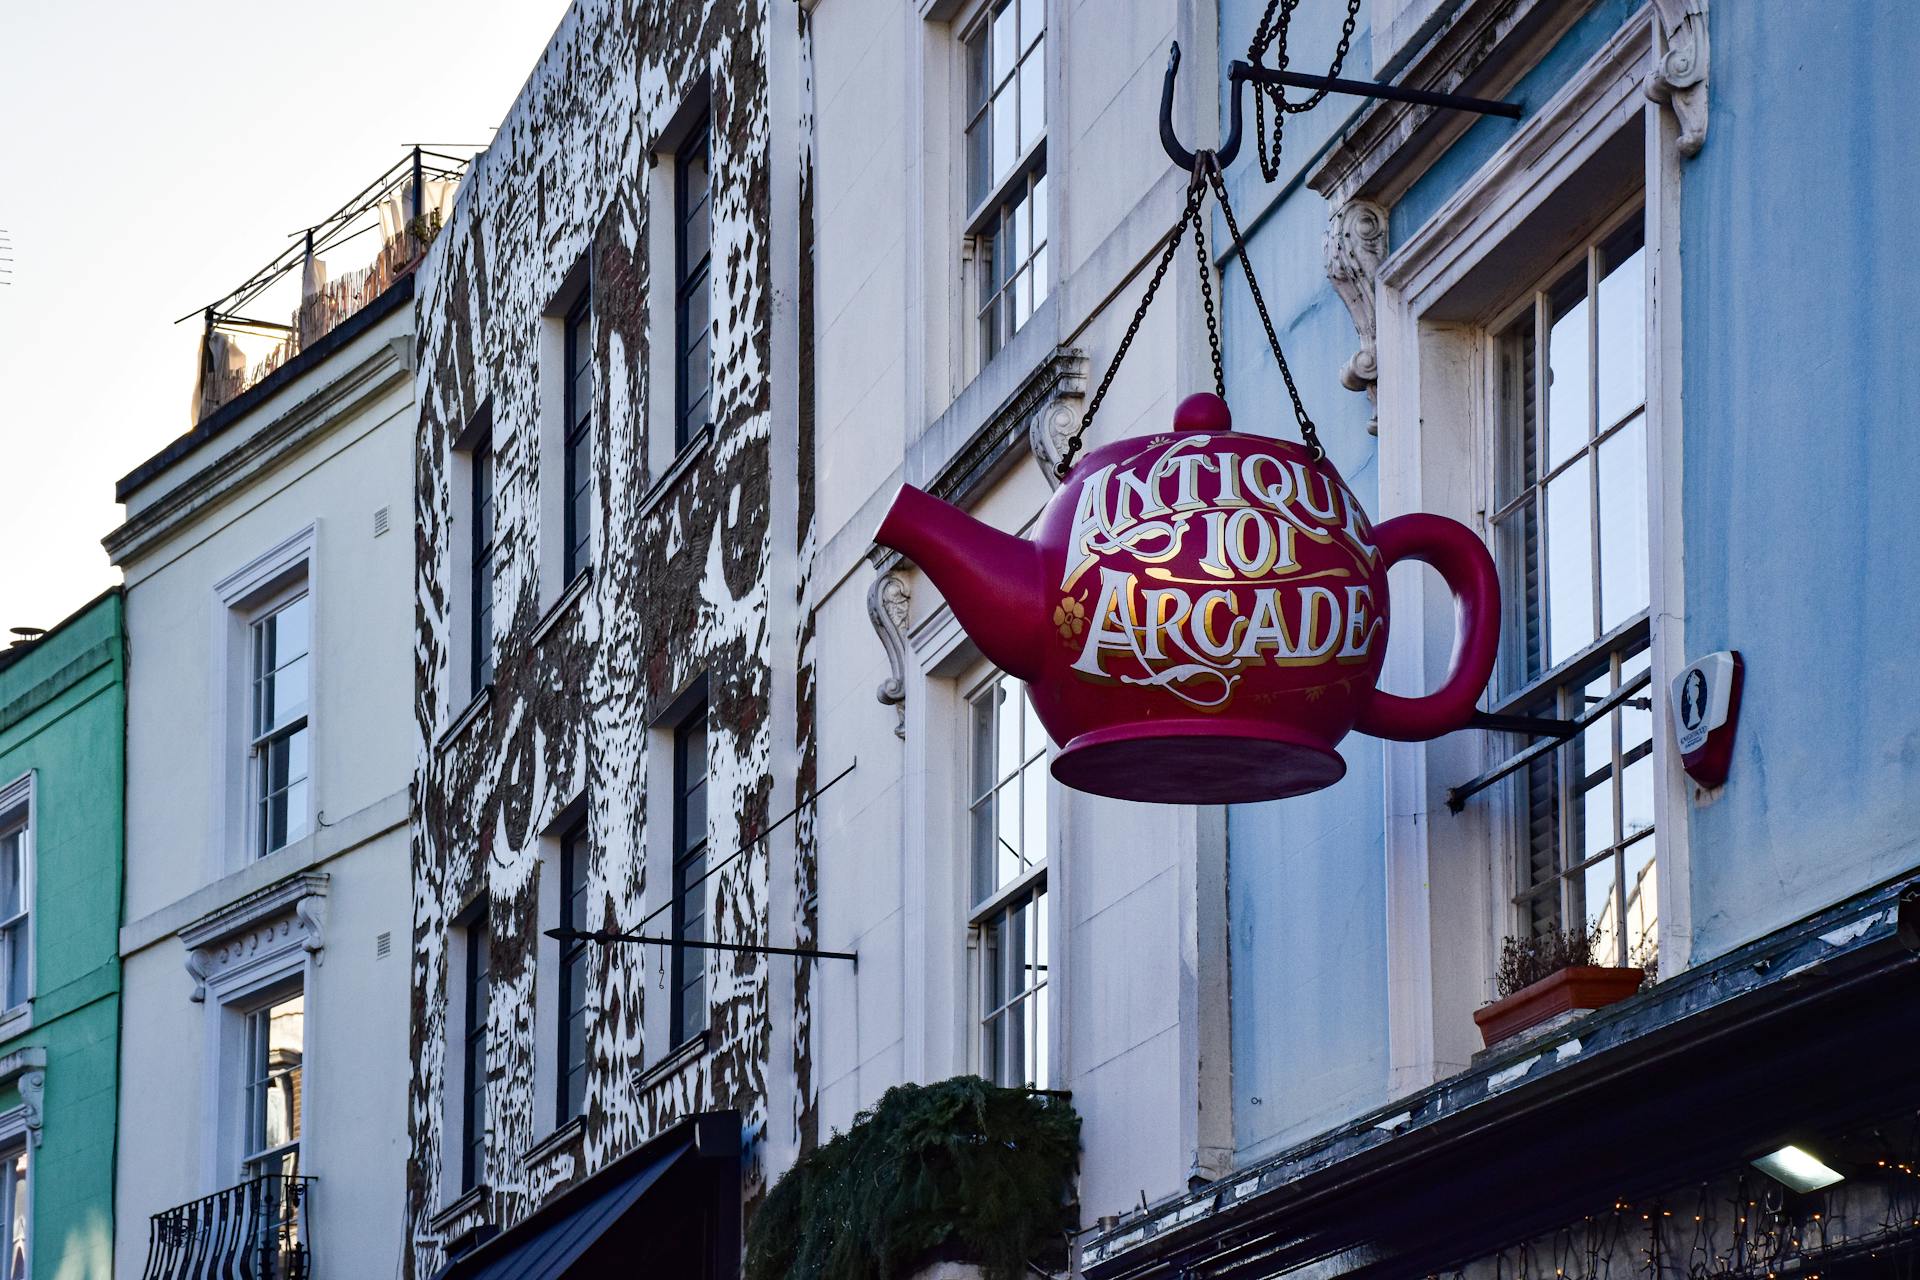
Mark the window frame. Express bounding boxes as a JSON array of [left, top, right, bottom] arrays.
[[555, 819, 591, 1127], [0, 777, 31, 1024], [1483, 202, 1657, 967], [674, 111, 714, 454], [239, 983, 305, 1184], [467, 426, 496, 698], [0, 1138, 27, 1280], [964, 672, 1050, 1089], [670, 703, 710, 1049], [246, 585, 313, 861], [1365, 8, 1690, 1089], [460, 913, 491, 1192], [958, 0, 1051, 371], [562, 289, 594, 584]]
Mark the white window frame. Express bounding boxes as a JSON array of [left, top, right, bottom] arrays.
[[213, 524, 318, 876], [245, 587, 313, 862], [1483, 202, 1657, 968], [954, 0, 1053, 378], [238, 983, 305, 1184], [895, 592, 1067, 1092], [964, 670, 1051, 1089], [0, 776, 34, 1033], [1368, 9, 1691, 1092], [0, 1124, 29, 1280], [186, 876, 325, 1195]]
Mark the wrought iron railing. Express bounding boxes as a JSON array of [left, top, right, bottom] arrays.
[[143, 1175, 313, 1280], [183, 146, 469, 424]]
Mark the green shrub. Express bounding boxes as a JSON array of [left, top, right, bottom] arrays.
[[746, 1076, 1081, 1280]]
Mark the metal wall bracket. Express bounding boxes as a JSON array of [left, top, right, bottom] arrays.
[[1160, 41, 1523, 173], [548, 926, 858, 966], [1446, 670, 1654, 813]]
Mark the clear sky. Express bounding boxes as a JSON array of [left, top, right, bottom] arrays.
[[0, 0, 573, 635]]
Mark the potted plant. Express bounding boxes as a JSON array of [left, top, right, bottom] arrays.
[[1473, 923, 1646, 1049], [745, 1076, 1081, 1280]]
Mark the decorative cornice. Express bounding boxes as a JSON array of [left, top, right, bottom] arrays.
[[1324, 200, 1390, 436], [104, 327, 411, 567], [930, 346, 1089, 514], [867, 573, 911, 737], [1646, 0, 1709, 157], [181, 871, 330, 1001]]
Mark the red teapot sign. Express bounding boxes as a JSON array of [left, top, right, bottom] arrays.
[[875, 394, 1500, 804]]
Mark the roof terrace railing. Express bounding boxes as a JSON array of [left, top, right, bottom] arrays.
[[183, 146, 470, 425]]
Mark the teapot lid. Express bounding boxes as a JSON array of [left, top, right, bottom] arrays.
[[1170, 392, 1233, 434]]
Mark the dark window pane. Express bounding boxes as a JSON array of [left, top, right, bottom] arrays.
[[673, 703, 710, 1044]]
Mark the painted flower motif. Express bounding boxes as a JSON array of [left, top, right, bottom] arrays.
[[1054, 596, 1087, 640]]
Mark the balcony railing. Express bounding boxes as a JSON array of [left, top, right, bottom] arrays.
[[143, 1175, 314, 1280]]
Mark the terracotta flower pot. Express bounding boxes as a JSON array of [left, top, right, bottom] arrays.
[[1473, 965, 1645, 1049]]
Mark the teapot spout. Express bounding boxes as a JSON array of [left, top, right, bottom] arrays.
[[874, 485, 1049, 682]]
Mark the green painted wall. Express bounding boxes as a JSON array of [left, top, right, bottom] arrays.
[[0, 590, 124, 1280]]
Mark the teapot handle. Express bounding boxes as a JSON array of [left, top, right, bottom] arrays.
[[1354, 514, 1501, 742]]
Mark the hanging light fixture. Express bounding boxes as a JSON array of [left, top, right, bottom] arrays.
[[1752, 1145, 1846, 1193]]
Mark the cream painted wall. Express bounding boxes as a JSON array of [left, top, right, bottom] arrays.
[[807, 0, 1230, 1231], [109, 303, 418, 1280]]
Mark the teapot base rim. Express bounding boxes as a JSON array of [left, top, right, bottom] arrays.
[[1051, 720, 1346, 804]]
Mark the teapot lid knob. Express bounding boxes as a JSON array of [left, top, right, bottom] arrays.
[[1172, 392, 1232, 434]]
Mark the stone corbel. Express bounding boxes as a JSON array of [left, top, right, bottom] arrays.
[[1646, 0, 1709, 158], [297, 893, 328, 965], [0, 1049, 47, 1147], [1027, 359, 1089, 489], [17, 1072, 42, 1147], [868, 571, 911, 738], [1324, 200, 1389, 435], [186, 946, 214, 1003]]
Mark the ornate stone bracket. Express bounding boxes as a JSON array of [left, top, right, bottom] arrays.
[[0, 1049, 46, 1147], [16, 1072, 42, 1147], [1646, 0, 1709, 158], [1325, 200, 1389, 436], [297, 894, 329, 965], [186, 947, 215, 1003], [868, 572, 911, 738], [1026, 355, 1090, 489], [866, 347, 1088, 735]]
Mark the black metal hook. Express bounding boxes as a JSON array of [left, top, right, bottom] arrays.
[[1160, 41, 1243, 173], [1160, 40, 1523, 176]]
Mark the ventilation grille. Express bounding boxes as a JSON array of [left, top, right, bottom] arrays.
[[373, 506, 391, 537], [375, 931, 393, 959]]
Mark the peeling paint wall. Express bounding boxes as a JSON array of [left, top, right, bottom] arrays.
[[406, 0, 799, 1269]]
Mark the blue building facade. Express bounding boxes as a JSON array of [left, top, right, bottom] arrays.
[[1086, 1, 1920, 1275]]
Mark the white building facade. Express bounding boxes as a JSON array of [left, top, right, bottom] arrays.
[[404, 0, 1243, 1272], [809, 0, 1239, 1226], [105, 275, 421, 1280]]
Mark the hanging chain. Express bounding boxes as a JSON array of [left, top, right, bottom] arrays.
[[1055, 172, 1210, 480], [1203, 155, 1324, 461], [1193, 200, 1226, 399], [1247, 0, 1363, 182]]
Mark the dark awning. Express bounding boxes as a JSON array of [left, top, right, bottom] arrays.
[[437, 1111, 740, 1280]]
